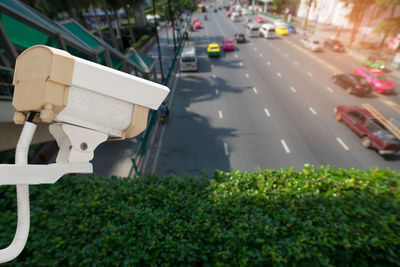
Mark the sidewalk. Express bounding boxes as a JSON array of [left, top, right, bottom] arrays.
[[91, 25, 178, 178]]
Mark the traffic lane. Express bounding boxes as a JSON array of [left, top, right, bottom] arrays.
[[213, 17, 361, 168], [241, 38, 400, 170], [247, 34, 400, 123], [216, 17, 400, 169], [155, 72, 234, 176]]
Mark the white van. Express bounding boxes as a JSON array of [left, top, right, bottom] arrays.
[[180, 46, 197, 71], [247, 24, 260, 38], [231, 12, 241, 22], [260, 23, 276, 39]]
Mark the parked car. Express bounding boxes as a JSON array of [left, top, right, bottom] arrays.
[[301, 38, 322, 51], [234, 33, 246, 43], [222, 39, 235, 51], [275, 26, 289, 35], [358, 41, 379, 50], [323, 38, 345, 52], [354, 68, 395, 94], [335, 105, 400, 155], [207, 43, 221, 57], [331, 73, 372, 96], [363, 55, 386, 70], [285, 25, 296, 34]]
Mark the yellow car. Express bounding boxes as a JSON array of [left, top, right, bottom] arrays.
[[275, 26, 289, 36], [207, 43, 221, 57]]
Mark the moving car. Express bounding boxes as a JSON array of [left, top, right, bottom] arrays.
[[275, 26, 289, 35], [194, 22, 202, 29], [222, 39, 235, 51], [226, 11, 232, 17], [242, 17, 252, 27], [207, 43, 221, 57], [331, 73, 372, 96], [335, 105, 400, 155], [180, 46, 197, 72], [363, 55, 386, 70], [231, 12, 241, 22], [255, 16, 264, 23], [274, 19, 286, 27], [323, 38, 345, 52], [285, 25, 296, 34], [301, 38, 322, 51], [358, 41, 379, 50], [193, 18, 199, 24], [354, 68, 395, 94], [260, 23, 276, 39], [234, 33, 246, 43], [247, 23, 260, 38]]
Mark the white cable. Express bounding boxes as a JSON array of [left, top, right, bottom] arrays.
[[0, 121, 36, 263]]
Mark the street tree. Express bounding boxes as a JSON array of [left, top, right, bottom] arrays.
[[374, 0, 400, 50]]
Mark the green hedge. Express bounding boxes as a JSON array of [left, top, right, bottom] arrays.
[[132, 34, 151, 50], [0, 166, 399, 265]]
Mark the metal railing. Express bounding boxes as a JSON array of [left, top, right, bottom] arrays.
[[130, 16, 191, 177]]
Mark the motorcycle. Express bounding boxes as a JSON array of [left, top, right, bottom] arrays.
[[204, 15, 208, 20]]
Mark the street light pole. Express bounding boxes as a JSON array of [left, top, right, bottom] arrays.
[[167, 0, 177, 51], [152, 0, 164, 83]]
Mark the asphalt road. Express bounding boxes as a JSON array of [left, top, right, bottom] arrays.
[[150, 11, 400, 176]]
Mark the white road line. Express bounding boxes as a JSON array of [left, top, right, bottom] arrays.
[[264, 108, 271, 117], [276, 72, 282, 78], [267, 61, 271, 66], [276, 48, 280, 51], [326, 86, 333, 93], [336, 137, 349, 151], [290, 86, 296, 93], [254, 47, 257, 51], [269, 42, 272, 46], [284, 54, 288, 58], [281, 139, 291, 154], [213, 74, 216, 79], [294, 61, 299, 65], [253, 87, 258, 94], [245, 73, 249, 78], [215, 89, 219, 95], [218, 110, 223, 119], [249, 43, 252, 46], [224, 142, 229, 156], [309, 106, 317, 115], [307, 72, 313, 77], [235, 54, 238, 58], [259, 54, 263, 57], [239, 62, 243, 66]]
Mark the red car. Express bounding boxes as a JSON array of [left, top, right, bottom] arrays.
[[335, 105, 400, 155], [226, 11, 231, 17], [222, 39, 235, 51], [353, 68, 395, 94], [255, 16, 264, 23], [194, 22, 202, 29]]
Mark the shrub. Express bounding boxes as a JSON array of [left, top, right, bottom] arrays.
[[132, 34, 151, 50], [0, 166, 399, 265]]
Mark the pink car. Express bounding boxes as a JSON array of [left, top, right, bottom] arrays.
[[192, 18, 199, 24], [255, 16, 264, 23], [194, 22, 202, 29], [222, 39, 235, 51], [353, 68, 395, 94], [226, 11, 231, 17]]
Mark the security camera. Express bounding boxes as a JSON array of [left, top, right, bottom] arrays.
[[0, 45, 169, 263], [12, 45, 170, 140]]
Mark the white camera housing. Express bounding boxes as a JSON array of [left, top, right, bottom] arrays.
[[12, 45, 169, 139]]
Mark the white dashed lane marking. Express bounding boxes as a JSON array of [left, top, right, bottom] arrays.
[[245, 73, 249, 78], [235, 54, 238, 58], [336, 137, 349, 151], [267, 61, 271, 66], [290, 86, 296, 93], [281, 139, 291, 154], [326, 86, 333, 93], [284, 54, 288, 58], [224, 142, 229, 156], [277, 72, 282, 78], [307, 72, 313, 77], [213, 74, 216, 79], [294, 61, 299, 65], [309, 106, 317, 115], [253, 87, 258, 94], [239, 62, 243, 66], [259, 54, 263, 57], [218, 110, 223, 119], [215, 89, 219, 95], [264, 108, 271, 117]]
